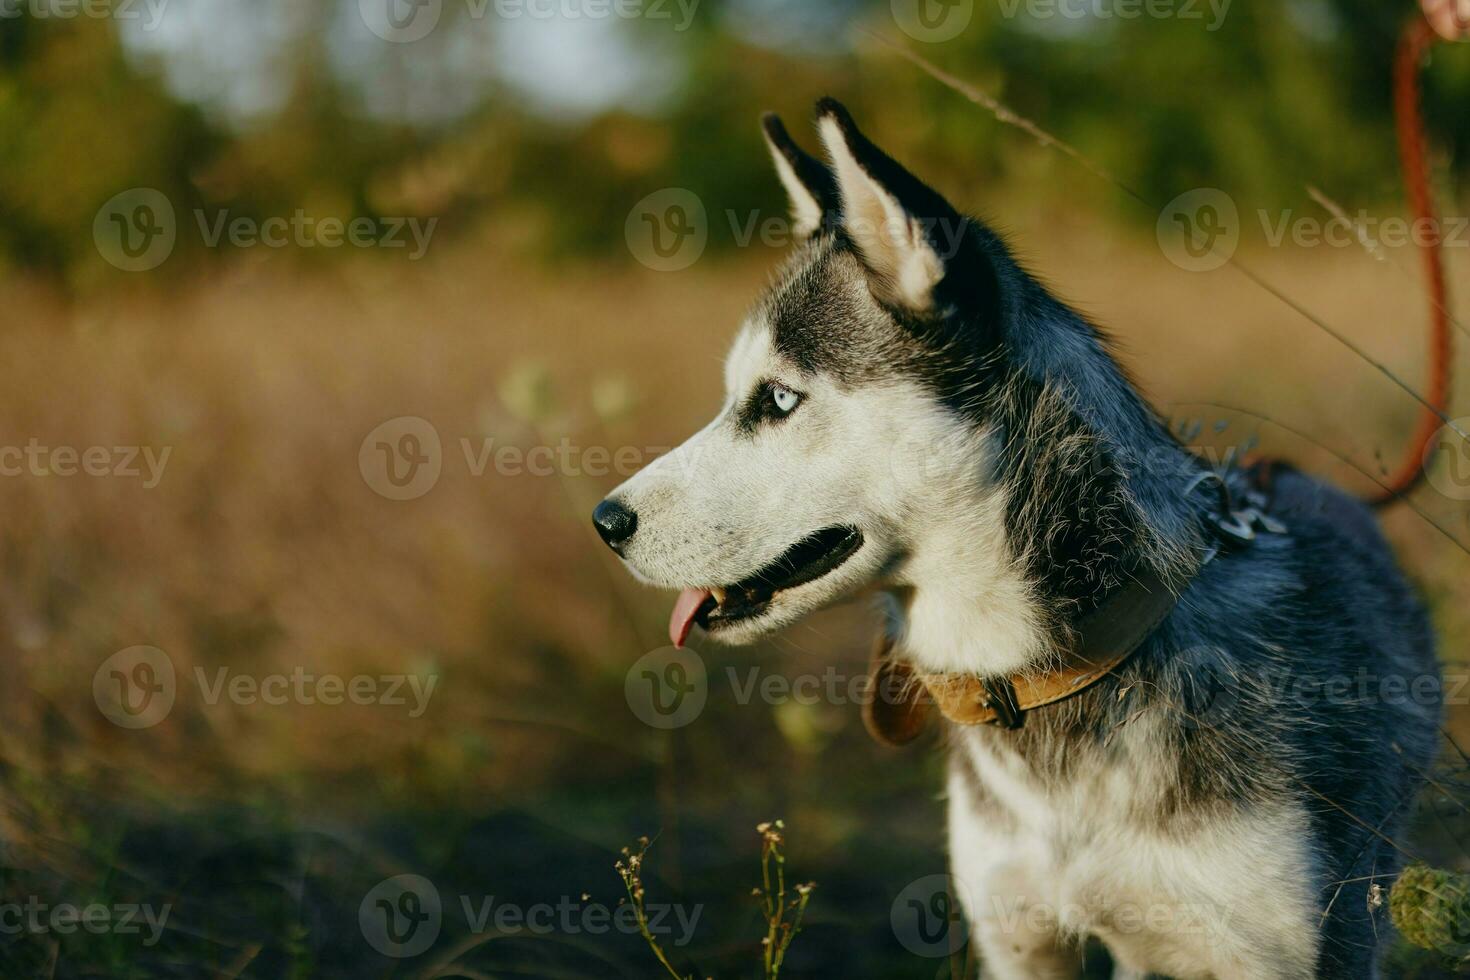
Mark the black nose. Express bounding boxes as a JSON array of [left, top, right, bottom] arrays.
[[592, 499, 638, 552]]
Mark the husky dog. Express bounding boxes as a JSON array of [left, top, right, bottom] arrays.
[[593, 99, 1440, 978]]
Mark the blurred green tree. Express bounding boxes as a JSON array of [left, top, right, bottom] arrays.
[[0, 0, 1462, 279]]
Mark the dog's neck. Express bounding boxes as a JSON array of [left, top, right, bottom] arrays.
[[886, 476, 1049, 677], [890, 272, 1209, 679]]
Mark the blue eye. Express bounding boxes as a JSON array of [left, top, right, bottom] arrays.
[[770, 383, 800, 415]]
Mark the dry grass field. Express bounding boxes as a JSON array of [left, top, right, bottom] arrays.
[[2, 203, 1468, 976]]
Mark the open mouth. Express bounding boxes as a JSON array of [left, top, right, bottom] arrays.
[[669, 525, 864, 646]]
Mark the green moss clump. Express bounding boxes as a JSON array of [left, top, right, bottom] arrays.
[[1391, 862, 1470, 963]]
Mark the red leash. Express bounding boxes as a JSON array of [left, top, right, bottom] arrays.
[[1372, 16, 1454, 507]]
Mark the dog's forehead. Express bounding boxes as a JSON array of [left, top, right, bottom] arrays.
[[726, 239, 901, 389], [723, 321, 774, 391]]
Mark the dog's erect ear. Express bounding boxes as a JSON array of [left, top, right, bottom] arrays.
[[761, 112, 838, 240], [815, 98, 966, 313]]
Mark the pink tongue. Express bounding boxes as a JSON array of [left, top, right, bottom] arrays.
[[669, 587, 712, 648]]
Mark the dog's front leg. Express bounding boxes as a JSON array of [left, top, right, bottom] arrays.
[[948, 768, 1082, 980], [962, 864, 1083, 979], [1107, 967, 1148, 980], [970, 911, 1084, 980]]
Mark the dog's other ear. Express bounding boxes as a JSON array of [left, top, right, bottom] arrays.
[[761, 112, 838, 240], [815, 98, 966, 313]]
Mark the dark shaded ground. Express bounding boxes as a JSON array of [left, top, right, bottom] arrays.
[[0, 631, 975, 978], [5, 713, 1470, 977]]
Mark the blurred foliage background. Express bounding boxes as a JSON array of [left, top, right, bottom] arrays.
[[2, 0, 1468, 282], [1, 0, 1469, 977]]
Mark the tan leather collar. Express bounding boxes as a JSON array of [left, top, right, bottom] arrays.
[[863, 464, 1294, 743], [863, 565, 1180, 744]]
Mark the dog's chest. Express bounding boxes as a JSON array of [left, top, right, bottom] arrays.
[[946, 718, 1319, 978]]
